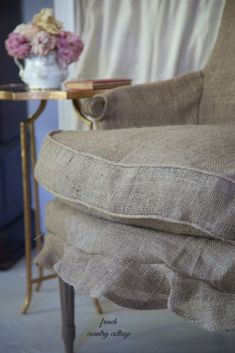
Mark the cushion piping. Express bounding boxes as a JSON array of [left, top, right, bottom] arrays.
[[47, 132, 235, 183]]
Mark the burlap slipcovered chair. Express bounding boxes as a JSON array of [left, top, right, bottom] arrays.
[[35, 1, 234, 352]]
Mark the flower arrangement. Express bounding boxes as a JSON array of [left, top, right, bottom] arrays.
[[5, 8, 84, 67]]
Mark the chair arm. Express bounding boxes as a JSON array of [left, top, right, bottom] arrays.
[[82, 71, 203, 129]]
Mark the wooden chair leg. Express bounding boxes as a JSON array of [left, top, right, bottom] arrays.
[[59, 278, 76, 353], [93, 298, 103, 314]]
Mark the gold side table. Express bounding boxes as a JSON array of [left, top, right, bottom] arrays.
[[0, 83, 103, 314]]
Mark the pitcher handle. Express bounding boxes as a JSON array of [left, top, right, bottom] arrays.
[[14, 58, 25, 81]]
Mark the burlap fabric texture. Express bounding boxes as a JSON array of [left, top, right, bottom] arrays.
[[36, 200, 235, 332], [35, 0, 235, 332]]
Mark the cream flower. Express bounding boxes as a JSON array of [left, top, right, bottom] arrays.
[[32, 8, 63, 35], [14, 23, 40, 41], [31, 31, 57, 56]]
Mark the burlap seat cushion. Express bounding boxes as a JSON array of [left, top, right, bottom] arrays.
[[35, 124, 235, 241], [35, 200, 235, 331]]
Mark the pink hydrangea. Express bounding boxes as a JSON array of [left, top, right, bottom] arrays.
[[31, 31, 57, 56], [5, 32, 31, 59], [57, 31, 84, 66]]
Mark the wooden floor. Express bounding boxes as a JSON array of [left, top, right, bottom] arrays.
[[1, 257, 235, 353]]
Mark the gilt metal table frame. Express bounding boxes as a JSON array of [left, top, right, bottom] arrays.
[[0, 85, 103, 315]]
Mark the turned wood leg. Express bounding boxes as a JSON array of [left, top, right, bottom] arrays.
[[59, 278, 76, 353], [93, 298, 103, 314]]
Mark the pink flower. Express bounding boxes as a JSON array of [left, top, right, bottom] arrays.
[[5, 32, 31, 59], [57, 31, 84, 66], [31, 31, 57, 56]]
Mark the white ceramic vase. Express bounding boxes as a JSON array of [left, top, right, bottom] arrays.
[[15, 52, 68, 89]]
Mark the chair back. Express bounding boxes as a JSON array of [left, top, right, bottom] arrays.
[[200, 0, 235, 124]]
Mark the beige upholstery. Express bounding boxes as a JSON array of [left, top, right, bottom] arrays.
[[36, 200, 235, 332], [83, 1, 234, 128], [82, 71, 203, 129], [35, 125, 235, 241], [35, 0, 235, 332]]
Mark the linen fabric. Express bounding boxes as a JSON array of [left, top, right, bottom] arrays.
[[58, 0, 223, 131], [35, 200, 235, 332], [199, 0, 235, 124], [81, 1, 234, 128], [35, 0, 235, 334], [35, 124, 235, 241], [81, 72, 203, 129]]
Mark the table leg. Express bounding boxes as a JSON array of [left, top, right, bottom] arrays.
[[20, 100, 47, 314], [72, 98, 105, 130], [29, 123, 44, 291], [19, 98, 103, 315], [20, 121, 33, 314], [72, 99, 93, 129]]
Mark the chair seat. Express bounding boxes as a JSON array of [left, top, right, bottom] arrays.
[[35, 199, 235, 332], [35, 124, 235, 241]]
